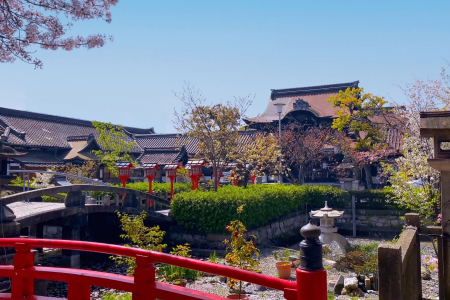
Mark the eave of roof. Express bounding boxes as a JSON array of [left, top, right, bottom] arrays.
[[270, 81, 359, 100]]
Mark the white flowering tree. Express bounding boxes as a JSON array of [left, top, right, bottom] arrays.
[[383, 67, 450, 223], [0, 0, 118, 68]]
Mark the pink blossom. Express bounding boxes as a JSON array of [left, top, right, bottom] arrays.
[[0, 0, 118, 68]]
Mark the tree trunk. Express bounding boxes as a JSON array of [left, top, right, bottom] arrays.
[[363, 164, 373, 190], [213, 165, 218, 192], [298, 164, 305, 185]]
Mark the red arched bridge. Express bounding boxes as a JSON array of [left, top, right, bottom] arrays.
[[0, 184, 172, 228], [0, 238, 325, 300]]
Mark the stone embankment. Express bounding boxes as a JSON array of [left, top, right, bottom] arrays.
[[171, 209, 406, 249]]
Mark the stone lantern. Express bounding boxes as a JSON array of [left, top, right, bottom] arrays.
[[420, 111, 450, 299], [310, 201, 352, 253]]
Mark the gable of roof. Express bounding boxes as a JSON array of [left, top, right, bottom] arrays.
[[245, 81, 359, 125]]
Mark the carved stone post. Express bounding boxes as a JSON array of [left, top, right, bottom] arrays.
[[420, 111, 450, 299]]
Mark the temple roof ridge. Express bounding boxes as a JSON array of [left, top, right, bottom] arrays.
[[270, 81, 359, 99], [0, 107, 154, 135]]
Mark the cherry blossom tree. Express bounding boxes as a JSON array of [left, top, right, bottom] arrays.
[[280, 123, 338, 184], [231, 132, 281, 187], [173, 84, 253, 191], [0, 0, 118, 68], [382, 67, 450, 223]]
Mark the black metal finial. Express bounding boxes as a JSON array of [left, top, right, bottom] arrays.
[[299, 221, 323, 271]]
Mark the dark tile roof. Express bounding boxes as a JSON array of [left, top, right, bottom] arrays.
[[135, 131, 259, 154], [0, 107, 145, 152], [12, 150, 66, 166], [270, 81, 359, 100], [135, 134, 199, 154], [138, 147, 188, 165]]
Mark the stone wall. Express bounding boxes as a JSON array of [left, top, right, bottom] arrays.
[[334, 209, 406, 237], [170, 209, 406, 249]]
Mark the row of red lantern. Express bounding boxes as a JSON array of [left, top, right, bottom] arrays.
[[116, 162, 260, 201]]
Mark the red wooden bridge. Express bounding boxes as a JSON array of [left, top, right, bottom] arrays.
[[0, 237, 327, 300]]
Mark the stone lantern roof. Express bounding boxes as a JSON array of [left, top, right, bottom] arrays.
[[309, 201, 344, 219]]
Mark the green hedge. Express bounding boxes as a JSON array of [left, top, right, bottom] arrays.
[[125, 182, 192, 195], [171, 185, 349, 233]]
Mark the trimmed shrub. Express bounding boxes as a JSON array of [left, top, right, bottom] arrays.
[[125, 182, 192, 195], [348, 189, 398, 210], [171, 185, 349, 233]]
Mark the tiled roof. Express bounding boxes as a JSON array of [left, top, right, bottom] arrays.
[[12, 150, 66, 166], [245, 81, 359, 124], [0, 107, 148, 152], [135, 134, 199, 154], [270, 81, 359, 100], [135, 131, 259, 154], [138, 147, 188, 165]]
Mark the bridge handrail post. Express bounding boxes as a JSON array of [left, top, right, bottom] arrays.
[[133, 254, 156, 300], [296, 221, 327, 300], [12, 242, 34, 298]]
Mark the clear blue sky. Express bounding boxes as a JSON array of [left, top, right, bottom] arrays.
[[1, 1, 449, 133]]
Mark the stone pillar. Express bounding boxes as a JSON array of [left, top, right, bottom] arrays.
[[64, 191, 85, 207], [62, 214, 87, 268], [420, 111, 450, 299], [123, 194, 139, 208], [29, 223, 44, 253], [441, 171, 450, 299]]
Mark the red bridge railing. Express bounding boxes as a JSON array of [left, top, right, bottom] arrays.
[[0, 223, 327, 300]]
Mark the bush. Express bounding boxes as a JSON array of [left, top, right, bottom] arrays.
[[42, 194, 65, 203], [125, 182, 192, 195], [171, 185, 348, 233], [337, 242, 379, 274], [102, 293, 131, 300]]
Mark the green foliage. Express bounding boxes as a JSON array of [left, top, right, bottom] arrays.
[[223, 206, 260, 293], [327, 87, 391, 151], [102, 293, 132, 300], [171, 185, 349, 233], [111, 211, 167, 275], [157, 243, 199, 281], [173, 84, 252, 190], [9, 175, 23, 186], [92, 121, 136, 177], [124, 181, 192, 195], [337, 242, 379, 274], [208, 251, 219, 264], [327, 291, 335, 300], [42, 195, 64, 203]]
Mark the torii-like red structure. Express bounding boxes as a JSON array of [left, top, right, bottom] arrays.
[[186, 160, 205, 190], [115, 162, 134, 197], [228, 163, 238, 186], [143, 163, 159, 208], [164, 164, 180, 200]]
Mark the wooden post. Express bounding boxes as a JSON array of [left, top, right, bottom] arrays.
[[378, 244, 402, 300], [352, 195, 356, 237], [133, 254, 156, 300], [12, 242, 34, 298], [297, 221, 327, 300]]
